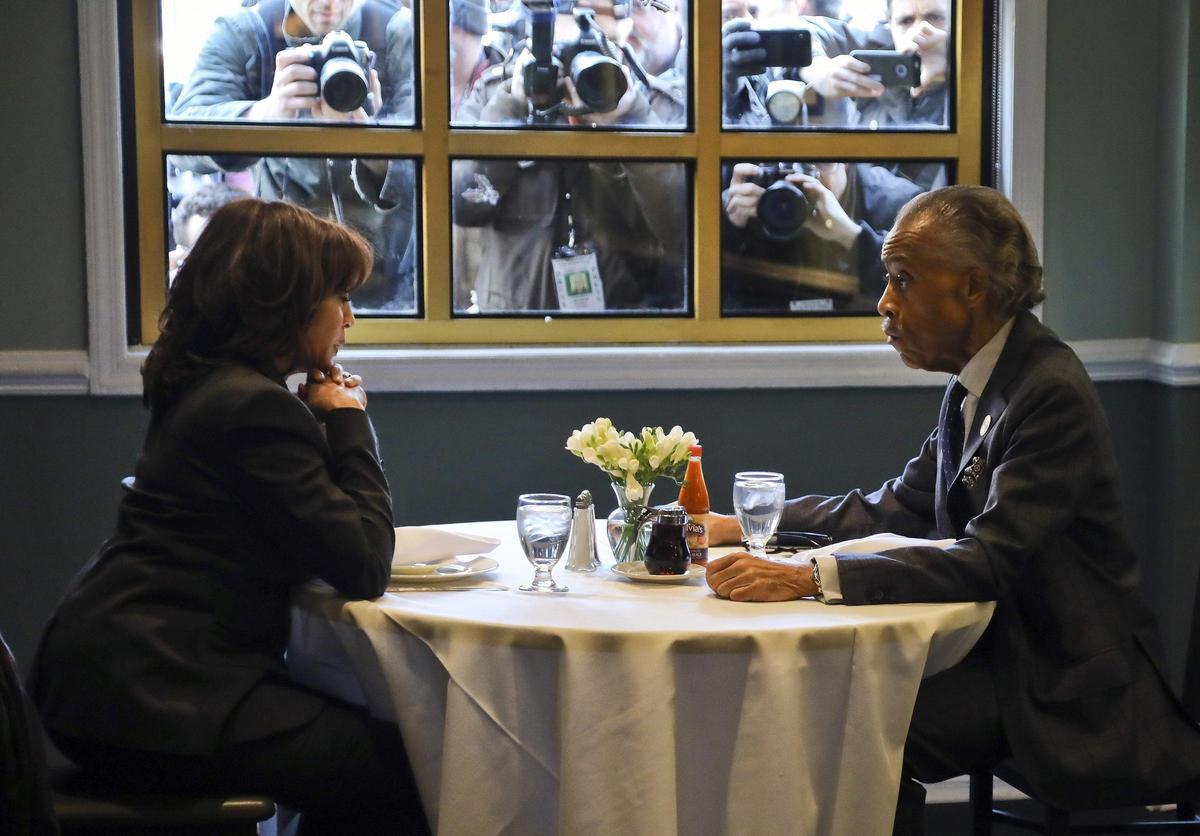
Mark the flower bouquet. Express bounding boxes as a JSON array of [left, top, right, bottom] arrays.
[[565, 418, 698, 564]]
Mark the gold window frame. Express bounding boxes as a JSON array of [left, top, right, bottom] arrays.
[[129, 0, 983, 346]]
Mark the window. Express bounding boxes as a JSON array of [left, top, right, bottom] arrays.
[[124, 0, 985, 349]]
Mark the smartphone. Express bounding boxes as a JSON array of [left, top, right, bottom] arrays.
[[849, 49, 921, 87], [753, 27, 813, 69]]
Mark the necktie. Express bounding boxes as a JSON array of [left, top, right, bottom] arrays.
[[939, 381, 968, 487]]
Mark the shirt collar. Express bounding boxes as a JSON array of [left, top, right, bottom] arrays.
[[956, 316, 1015, 399]]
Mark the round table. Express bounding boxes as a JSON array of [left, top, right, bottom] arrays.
[[288, 521, 994, 835]]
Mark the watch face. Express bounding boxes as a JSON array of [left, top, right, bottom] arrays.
[[766, 90, 802, 124]]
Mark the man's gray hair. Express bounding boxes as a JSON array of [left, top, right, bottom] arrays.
[[894, 185, 1045, 315]]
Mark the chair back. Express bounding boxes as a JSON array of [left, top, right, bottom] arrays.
[[0, 630, 57, 835], [1184, 565, 1200, 722]]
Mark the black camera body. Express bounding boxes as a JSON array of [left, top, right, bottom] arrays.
[[755, 162, 820, 241], [522, 7, 628, 119], [849, 49, 921, 88], [752, 27, 812, 68], [307, 30, 377, 113]]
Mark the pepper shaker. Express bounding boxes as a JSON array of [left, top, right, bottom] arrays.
[[564, 490, 601, 572]]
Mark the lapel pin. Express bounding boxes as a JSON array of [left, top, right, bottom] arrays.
[[980, 414, 992, 435], [962, 455, 985, 488]]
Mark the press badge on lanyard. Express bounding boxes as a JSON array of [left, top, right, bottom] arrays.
[[551, 189, 605, 311], [552, 247, 605, 310]]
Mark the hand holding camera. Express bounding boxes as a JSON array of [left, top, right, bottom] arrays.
[[783, 167, 859, 248], [725, 162, 858, 245], [248, 30, 379, 122], [724, 162, 818, 239], [722, 19, 812, 98], [908, 22, 948, 95], [801, 53, 887, 100], [724, 163, 767, 229]]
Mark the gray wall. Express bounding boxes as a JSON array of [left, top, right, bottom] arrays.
[[1, 2, 1197, 698]]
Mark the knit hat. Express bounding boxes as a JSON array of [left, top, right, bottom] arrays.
[[450, 0, 490, 35]]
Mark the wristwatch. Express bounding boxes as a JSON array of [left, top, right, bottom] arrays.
[[810, 559, 823, 598]]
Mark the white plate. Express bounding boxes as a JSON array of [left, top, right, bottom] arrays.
[[612, 561, 706, 584], [389, 556, 500, 584]]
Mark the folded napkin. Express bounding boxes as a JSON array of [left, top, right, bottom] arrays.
[[392, 526, 501, 571], [805, 533, 956, 558]]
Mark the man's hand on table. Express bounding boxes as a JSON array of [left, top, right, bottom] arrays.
[[706, 552, 818, 602]]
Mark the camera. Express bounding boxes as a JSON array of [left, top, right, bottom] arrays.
[[752, 27, 812, 68], [848, 49, 921, 88], [307, 30, 377, 113], [755, 162, 820, 241], [522, 6, 629, 119], [764, 78, 808, 124]]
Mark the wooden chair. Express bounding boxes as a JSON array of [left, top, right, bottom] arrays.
[[1, 630, 275, 835], [969, 573, 1200, 834]]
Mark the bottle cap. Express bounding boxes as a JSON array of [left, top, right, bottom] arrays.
[[689, 444, 702, 456], [655, 505, 690, 525]]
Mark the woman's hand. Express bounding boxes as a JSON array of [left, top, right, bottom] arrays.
[[298, 363, 367, 415]]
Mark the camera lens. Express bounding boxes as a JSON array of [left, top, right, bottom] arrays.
[[569, 52, 627, 113], [320, 57, 370, 112], [757, 180, 811, 241]]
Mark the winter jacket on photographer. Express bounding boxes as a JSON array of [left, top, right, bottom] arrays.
[[170, 0, 417, 311], [450, 59, 688, 313]]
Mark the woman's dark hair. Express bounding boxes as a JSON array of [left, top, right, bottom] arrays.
[[142, 198, 373, 410]]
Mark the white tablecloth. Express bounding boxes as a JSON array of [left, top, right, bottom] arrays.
[[288, 521, 994, 836]]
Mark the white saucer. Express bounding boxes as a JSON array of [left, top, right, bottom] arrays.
[[390, 556, 499, 584], [612, 561, 705, 584]]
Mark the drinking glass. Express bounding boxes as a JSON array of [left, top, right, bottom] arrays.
[[516, 493, 572, 592], [733, 472, 786, 558]]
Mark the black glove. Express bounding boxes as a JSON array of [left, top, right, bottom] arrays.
[[722, 18, 766, 99]]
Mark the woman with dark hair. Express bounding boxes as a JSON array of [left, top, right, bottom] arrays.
[[32, 199, 429, 834]]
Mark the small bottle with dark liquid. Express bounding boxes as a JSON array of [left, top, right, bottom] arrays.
[[643, 506, 692, 575]]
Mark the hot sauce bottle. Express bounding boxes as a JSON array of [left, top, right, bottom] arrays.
[[677, 444, 710, 565]]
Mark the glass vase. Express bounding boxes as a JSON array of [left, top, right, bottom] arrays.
[[606, 482, 655, 565]]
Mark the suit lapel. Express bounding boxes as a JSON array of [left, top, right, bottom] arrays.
[[941, 311, 1046, 517]]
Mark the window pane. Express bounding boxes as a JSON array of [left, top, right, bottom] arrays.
[[451, 0, 687, 129], [167, 154, 420, 314], [720, 158, 948, 315], [163, 0, 416, 126], [451, 157, 690, 315], [721, 0, 951, 131]]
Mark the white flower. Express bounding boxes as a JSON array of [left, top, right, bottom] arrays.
[[566, 417, 696, 502], [624, 477, 644, 502]]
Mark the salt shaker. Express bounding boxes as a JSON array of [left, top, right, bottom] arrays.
[[564, 490, 601, 572]]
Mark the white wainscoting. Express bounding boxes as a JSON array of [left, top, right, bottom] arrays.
[[1, 340, 1197, 396]]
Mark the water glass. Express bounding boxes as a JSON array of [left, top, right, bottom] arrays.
[[516, 493, 572, 592], [733, 472, 785, 558]]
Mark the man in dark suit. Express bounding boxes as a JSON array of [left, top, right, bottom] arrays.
[[706, 185, 1200, 833]]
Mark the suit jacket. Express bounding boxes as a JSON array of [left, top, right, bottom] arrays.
[[781, 310, 1200, 807], [32, 363, 394, 755]]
